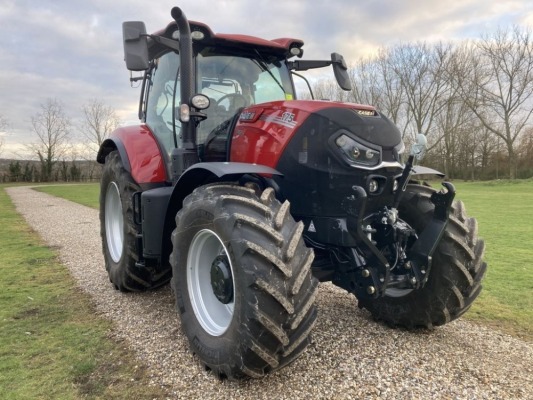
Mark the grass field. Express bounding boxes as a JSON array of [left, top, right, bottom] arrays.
[[34, 183, 100, 209], [450, 180, 533, 340], [35, 180, 533, 341], [0, 185, 168, 399]]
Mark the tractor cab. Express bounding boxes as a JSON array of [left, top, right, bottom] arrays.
[[144, 42, 295, 155], [123, 14, 350, 179]]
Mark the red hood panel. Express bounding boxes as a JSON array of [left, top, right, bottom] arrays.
[[230, 100, 376, 167]]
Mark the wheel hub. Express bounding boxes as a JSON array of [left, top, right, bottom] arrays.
[[210, 255, 234, 304]]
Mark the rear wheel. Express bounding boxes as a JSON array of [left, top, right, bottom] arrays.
[[171, 183, 318, 379], [358, 183, 487, 328], [100, 150, 171, 291]]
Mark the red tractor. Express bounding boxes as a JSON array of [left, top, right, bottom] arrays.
[[98, 6, 486, 379]]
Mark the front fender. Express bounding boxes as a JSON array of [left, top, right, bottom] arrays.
[[411, 165, 445, 178], [171, 161, 282, 210], [158, 162, 283, 261]]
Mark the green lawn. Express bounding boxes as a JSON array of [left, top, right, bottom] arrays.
[[34, 183, 100, 209], [0, 185, 168, 399], [35, 181, 533, 340], [451, 180, 533, 340]]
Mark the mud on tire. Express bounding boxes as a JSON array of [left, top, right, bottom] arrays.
[[100, 150, 171, 291], [170, 183, 318, 379], [358, 183, 487, 329]]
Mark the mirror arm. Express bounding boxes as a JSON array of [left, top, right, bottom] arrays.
[[148, 34, 180, 52], [288, 60, 332, 71]]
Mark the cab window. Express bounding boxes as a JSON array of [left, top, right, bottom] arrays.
[[145, 52, 181, 156], [196, 52, 294, 145]]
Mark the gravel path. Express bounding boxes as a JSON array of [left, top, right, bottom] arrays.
[[6, 186, 533, 399]]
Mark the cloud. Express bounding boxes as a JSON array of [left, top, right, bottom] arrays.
[[1, 0, 532, 158]]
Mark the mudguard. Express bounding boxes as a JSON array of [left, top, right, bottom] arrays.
[[168, 161, 282, 214], [411, 165, 445, 178], [145, 162, 282, 261], [97, 137, 131, 172], [97, 125, 167, 184]]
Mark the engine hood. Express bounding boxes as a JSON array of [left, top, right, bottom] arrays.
[[314, 106, 402, 149], [239, 99, 402, 148], [230, 100, 403, 168]]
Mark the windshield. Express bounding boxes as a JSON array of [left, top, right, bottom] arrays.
[[196, 52, 294, 144]]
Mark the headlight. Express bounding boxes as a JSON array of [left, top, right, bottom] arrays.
[[334, 134, 381, 167], [190, 94, 210, 110]]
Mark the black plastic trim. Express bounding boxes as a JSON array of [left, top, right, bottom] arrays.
[[96, 138, 131, 172]]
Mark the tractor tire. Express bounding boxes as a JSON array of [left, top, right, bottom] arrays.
[[100, 151, 171, 292], [358, 183, 487, 329], [170, 183, 318, 379]]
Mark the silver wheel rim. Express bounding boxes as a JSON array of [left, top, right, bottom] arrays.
[[105, 182, 124, 263], [187, 229, 235, 336]]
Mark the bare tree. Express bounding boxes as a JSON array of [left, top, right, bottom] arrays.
[[348, 58, 383, 106], [347, 50, 411, 139], [80, 99, 120, 155], [0, 114, 8, 157], [388, 42, 452, 144], [434, 47, 481, 179], [452, 27, 533, 179], [28, 98, 71, 181], [375, 49, 410, 134], [517, 126, 533, 176]]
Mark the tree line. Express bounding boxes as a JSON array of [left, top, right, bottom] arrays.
[[307, 26, 533, 180], [2, 159, 100, 183], [0, 99, 118, 183]]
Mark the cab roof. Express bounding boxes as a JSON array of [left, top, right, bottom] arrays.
[[148, 20, 304, 61]]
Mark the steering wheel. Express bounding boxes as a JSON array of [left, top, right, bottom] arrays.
[[215, 93, 248, 112]]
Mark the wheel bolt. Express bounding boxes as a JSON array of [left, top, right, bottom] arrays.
[[361, 269, 370, 278], [367, 286, 376, 295]]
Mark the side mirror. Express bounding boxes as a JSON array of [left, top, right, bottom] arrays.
[[122, 21, 149, 71], [410, 133, 428, 161], [331, 53, 352, 91]]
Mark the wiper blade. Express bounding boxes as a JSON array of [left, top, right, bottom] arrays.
[[252, 51, 285, 95]]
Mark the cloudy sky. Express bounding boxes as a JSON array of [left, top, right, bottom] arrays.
[[1, 0, 533, 158]]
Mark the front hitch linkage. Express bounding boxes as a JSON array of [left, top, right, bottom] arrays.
[[346, 181, 456, 298]]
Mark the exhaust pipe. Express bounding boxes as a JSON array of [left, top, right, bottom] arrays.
[[170, 7, 199, 178]]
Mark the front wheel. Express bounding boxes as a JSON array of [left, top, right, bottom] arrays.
[[170, 184, 318, 379], [357, 183, 487, 329]]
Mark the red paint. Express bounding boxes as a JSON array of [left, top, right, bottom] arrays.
[[112, 125, 168, 184], [217, 34, 288, 50], [230, 100, 376, 167]]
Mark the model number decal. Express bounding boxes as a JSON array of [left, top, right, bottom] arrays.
[[280, 112, 295, 123], [261, 111, 298, 129]]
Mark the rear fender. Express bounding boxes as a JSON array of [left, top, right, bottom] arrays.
[[97, 125, 167, 184], [97, 138, 131, 172]]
